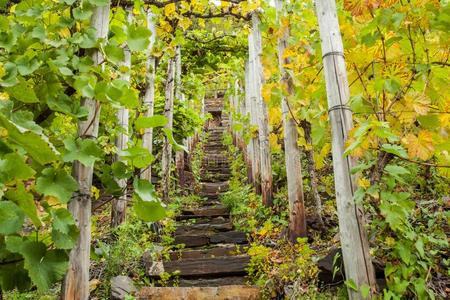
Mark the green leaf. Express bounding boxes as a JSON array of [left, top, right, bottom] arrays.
[[381, 144, 407, 159], [50, 208, 79, 249], [0, 152, 35, 183], [384, 165, 410, 176], [73, 6, 93, 21], [36, 168, 78, 203], [5, 237, 68, 292], [133, 178, 157, 202], [344, 279, 358, 291], [5, 80, 39, 103], [0, 201, 25, 234], [360, 284, 370, 298], [119, 146, 153, 169], [111, 161, 132, 180], [127, 24, 151, 52], [135, 115, 168, 130], [74, 74, 96, 98], [63, 138, 102, 167], [47, 94, 89, 119], [0, 113, 59, 165], [133, 196, 166, 222], [104, 43, 125, 65], [86, 0, 109, 7], [163, 128, 188, 152], [15, 56, 40, 76], [5, 182, 41, 228]]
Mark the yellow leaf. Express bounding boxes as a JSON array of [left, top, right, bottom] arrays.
[[164, 3, 176, 17], [0, 92, 9, 101], [91, 186, 100, 200], [402, 130, 435, 160], [59, 28, 71, 38], [357, 177, 370, 189]]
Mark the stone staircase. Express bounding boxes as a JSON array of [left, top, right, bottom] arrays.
[[138, 96, 259, 300]]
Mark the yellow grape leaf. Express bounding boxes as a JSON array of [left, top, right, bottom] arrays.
[[0, 92, 9, 101], [269, 133, 280, 151], [164, 3, 176, 17], [402, 130, 435, 160], [357, 177, 370, 189], [179, 17, 192, 31], [268, 106, 281, 125], [59, 28, 71, 38]]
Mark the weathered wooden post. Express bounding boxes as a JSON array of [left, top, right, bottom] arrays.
[[111, 7, 132, 228], [62, 3, 110, 299], [315, 0, 376, 297], [275, 0, 307, 239], [161, 58, 175, 201], [141, 10, 157, 182], [250, 11, 273, 206], [174, 46, 186, 189]]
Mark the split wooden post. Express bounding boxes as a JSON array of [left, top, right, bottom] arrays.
[[62, 3, 110, 299], [244, 60, 256, 187], [161, 58, 175, 201], [275, 0, 307, 239], [250, 12, 273, 206], [111, 7, 132, 228], [141, 10, 157, 182], [315, 0, 376, 297], [174, 46, 186, 189]]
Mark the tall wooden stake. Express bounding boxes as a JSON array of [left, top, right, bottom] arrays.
[[315, 0, 376, 297], [174, 46, 186, 189], [275, 0, 307, 239], [162, 58, 175, 201], [62, 3, 110, 299], [244, 60, 256, 188], [251, 12, 273, 206], [141, 10, 157, 182], [111, 7, 132, 228]]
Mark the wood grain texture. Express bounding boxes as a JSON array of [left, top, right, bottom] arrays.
[[315, 0, 376, 298]]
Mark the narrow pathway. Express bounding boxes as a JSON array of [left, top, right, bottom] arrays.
[[138, 95, 259, 299]]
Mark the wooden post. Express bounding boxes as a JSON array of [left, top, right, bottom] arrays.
[[174, 46, 186, 189], [62, 3, 110, 300], [161, 58, 175, 201], [251, 12, 273, 206], [141, 10, 157, 182], [315, 0, 376, 297], [111, 7, 132, 228], [244, 60, 256, 187], [275, 0, 307, 239]]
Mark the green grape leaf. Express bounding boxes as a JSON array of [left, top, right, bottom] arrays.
[[119, 146, 153, 169], [381, 144, 408, 159], [0, 152, 35, 183], [104, 43, 125, 65], [47, 94, 89, 119], [36, 168, 78, 203], [133, 195, 166, 222], [163, 128, 188, 152], [111, 161, 132, 180], [86, 0, 109, 7], [15, 56, 40, 76], [135, 115, 168, 130], [0, 201, 25, 235], [50, 208, 79, 249], [5, 79, 39, 103], [133, 178, 157, 202], [0, 113, 59, 165], [5, 182, 41, 228], [127, 24, 151, 52], [5, 237, 68, 292], [73, 6, 93, 21], [63, 138, 102, 167]]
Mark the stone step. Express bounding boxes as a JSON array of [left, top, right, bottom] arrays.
[[138, 286, 260, 300], [163, 255, 250, 277], [200, 182, 229, 193], [174, 231, 247, 248], [174, 221, 233, 236], [176, 276, 247, 287], [169, 245, 244, 260], [200, 173, 231, 182], [176, 206, 229, 220]]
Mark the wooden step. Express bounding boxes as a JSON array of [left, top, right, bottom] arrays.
[[174, 231, 247, 247], [163, 255, 250, 277], [174, 221, 233, 235], [176, 206, 229, 220], [169, 245, 244, 260], [176, 276, 247, 287], [138, 286, 260, 300]]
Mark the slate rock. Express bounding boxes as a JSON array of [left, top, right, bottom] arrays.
[[111, 275, 137, 300]]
